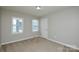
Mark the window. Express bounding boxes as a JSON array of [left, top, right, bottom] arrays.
[[12, 17, 23, 33], [32, 20, 39, 32]]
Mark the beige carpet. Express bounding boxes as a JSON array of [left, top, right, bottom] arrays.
[[2, 37, 79, 52]]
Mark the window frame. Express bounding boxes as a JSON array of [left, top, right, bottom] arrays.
[[32, 19, 39, 32], [12, 17, 23, 34]]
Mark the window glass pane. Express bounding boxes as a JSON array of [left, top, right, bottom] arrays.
[[32, 20, 39, 32], [13, 26, 16, 32], [12, 17, 23, 33], [13, 18, 16, 25]]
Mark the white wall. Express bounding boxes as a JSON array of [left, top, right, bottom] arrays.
[[1, 10, 40, 44], [40, 17, 48, 38], [41, 7, 79, 48], [0, 9, 1, 46]]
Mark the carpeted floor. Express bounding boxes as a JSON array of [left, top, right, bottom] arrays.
[[2, 37, 79, 52]]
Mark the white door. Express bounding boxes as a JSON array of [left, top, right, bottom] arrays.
[[40, 18, 48, 38]]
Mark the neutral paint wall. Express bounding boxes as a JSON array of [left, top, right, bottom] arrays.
[[43, 7, 79, 47], [1, 10, 40, 44], [40, 17, 48, 38], [0, 9, 1, 47]]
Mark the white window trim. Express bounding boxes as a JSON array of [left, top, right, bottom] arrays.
[[32, 19, 39, 32], [12, 17, 24, 34]]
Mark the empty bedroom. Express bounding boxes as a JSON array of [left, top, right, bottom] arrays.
[[0, 6, 79, 52]]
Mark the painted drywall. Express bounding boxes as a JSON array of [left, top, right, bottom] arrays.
[[0, 9, 1, 47], [42, 7, 79, 48], [40, 17, 48, 38], [1, 9, 40, 44]]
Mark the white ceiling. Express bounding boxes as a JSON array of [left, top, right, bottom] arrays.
[[1, 6, 70, 17]]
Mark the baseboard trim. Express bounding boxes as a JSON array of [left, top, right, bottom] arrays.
[[1, 35, 79, 50], [41, 36, 79, 50], [48, 39, 79, 50], [1, 35, 40, 45]]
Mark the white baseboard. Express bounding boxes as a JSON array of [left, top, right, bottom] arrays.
[[49, 39, 79, 50], [1, 35, 79, 50], [40, 35, 48, 39], [1, 35, 40, 45], [41, 36, 79, 50]]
